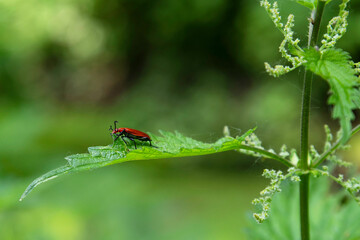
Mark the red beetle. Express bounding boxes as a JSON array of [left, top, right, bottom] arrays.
[[109, 121, 153, 149]]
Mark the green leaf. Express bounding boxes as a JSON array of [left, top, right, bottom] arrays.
[[352, 88, 360, 109], [295, 0, 317, 9], [304, 48, 359, 143], [295, 0, 332, 9], [21, 128, 273, 201]]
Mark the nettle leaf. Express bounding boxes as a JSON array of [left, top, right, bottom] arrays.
[[21, 128, 266, 201], [352, 88, 360, 108], [295, 0, 317, 9], [295, 0, 332, 9], [304, 48, 359, 142]]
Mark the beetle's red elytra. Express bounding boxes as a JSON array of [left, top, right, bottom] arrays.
[[109, 121, 153, 149]]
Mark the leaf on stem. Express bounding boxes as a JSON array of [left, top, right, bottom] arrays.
[[295, 0, 317, 10], [21, 128, 262, 201], [304, 48, 359, 143]]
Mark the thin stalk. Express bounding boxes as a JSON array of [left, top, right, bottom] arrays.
[[238, 145, 294, 167], [299, 2, 326, 240]]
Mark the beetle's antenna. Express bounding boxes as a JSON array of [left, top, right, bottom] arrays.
[[114, 120, 118, 129]]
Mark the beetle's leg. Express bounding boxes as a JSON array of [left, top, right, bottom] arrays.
[[112, 133, 121, 147], [113, 130, 126, 144], [113, 133, 121, 142], [120, 136, 128, 146], [128, 137, 137, 149]]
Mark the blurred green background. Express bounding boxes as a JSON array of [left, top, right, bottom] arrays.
[[1, 0, 360, 239]]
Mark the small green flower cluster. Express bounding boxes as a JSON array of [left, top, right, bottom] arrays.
[[279, 144, 289, 158], [313, 168, 360, 204], [327, 155, 352, 167], [343, 178, 360, 198], [253, 168, 300, 223], [320, 0, 350, 51], [260, 0, 305, 77], [309, 145, 319, 160], [353, 62, 360, 78], [239, 133, 266, 157], [321, 125, 352, 167], [223, 126, 231, 137], [279, 144, 299, 166], [260, 1, 283, 29], [342, 178, 360, 203], [323, 124, 333, 151], [238, 132, 299, 166]]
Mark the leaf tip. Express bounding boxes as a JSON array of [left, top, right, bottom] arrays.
[[19, 182, 35, 202], [19, 195, 25, 202]]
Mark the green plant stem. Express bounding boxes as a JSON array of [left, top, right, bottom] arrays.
[[299, 174, 310, 239], [300, 71, 312, 239], [300, 2, 326, 240], [238, 145, 294, 167], [312, 124, 360, 168], [300, 70, 313, 170]]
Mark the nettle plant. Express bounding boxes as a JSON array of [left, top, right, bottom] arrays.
[[21, 0, 360, 239]]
